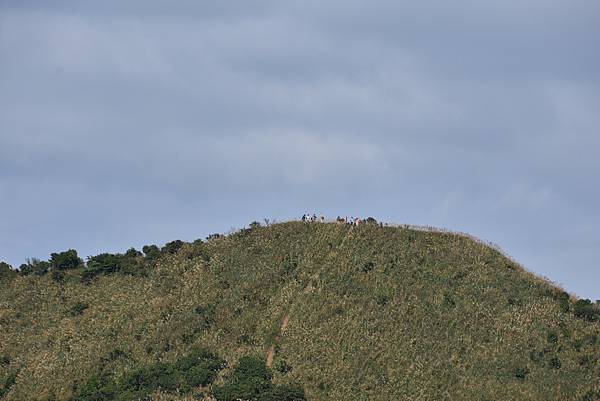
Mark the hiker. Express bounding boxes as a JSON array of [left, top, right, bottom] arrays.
[[301, 214, 306, 222], [320, 215, 325, 223]]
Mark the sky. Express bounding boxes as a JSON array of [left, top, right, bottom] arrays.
[[0, 1, 599, 299]]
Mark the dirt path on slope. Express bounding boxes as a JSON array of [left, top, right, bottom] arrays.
[[266, 314, 290, 367], [266, 278, 316, 366], [265, 231, 351, 366]]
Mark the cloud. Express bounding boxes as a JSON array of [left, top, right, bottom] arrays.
[[0, 0, 599, 298]]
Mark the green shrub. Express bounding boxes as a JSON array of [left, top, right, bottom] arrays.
[[122, 363, 179, 392], [83, 250, 144, 281], [162, 240, 186, 255], [105, 349, 127, 363], [124, 248, 142, 258], [0, 371, 17, 398], [257, 384, 306, 401], [443, 293, 456, 308], [549, 357, 561, 369], [281, 256, 298, 274], [142, 245, 161, 261], [0, 355, 9, 366], [70, 348, 225, 401], [71, 373, 116, 401], [574, 299, 600, 322], [362, 261, 375, 273], [212, 356, 272, 401], [87, 253, 122, 275], [507, 297, 522, 306], [51, 270, 65, 283], [176, 349, 226, 387], [547, 331, 559, 343], [187, 241, 211, 261], [376, 293, 390, 306], [19, 258, 50, 276], [237, 334, 255, 345], [50, 249, 83, 270], [70, 302, 89, 316], [514, 366, 529, 379], [275, 359, 293, 375], [212, 356, 306, 401]]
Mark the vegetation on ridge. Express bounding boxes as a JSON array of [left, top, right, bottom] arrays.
[[1, 221, 599, 400]]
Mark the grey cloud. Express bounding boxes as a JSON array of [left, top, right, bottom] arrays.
[[1, 0, 599, 298]]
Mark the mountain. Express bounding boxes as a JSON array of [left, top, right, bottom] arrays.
[[1, 221, 599, 401]]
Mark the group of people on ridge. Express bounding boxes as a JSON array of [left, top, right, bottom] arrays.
[[337, 216, 363, 226], [301, 213, 325, 223], [300, 214, 365, 226]]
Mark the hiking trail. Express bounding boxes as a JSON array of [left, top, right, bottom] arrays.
[[265, 228, 353, 367]]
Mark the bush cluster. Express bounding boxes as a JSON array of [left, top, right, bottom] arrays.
[[50, 249, 83, 270], [212, 356, 306, 401], [12, 239, 201, 281], [82, 248, 144, 281], [71, 348, 225, 401], [18, 249, 83, 276], [574, 299, 600, 322], [141, 245, 161, 262], [18, 258, 51, 276], [162, 240, 185, 255], [0, 371, 17, 398]]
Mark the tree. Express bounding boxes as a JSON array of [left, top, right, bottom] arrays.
[[125, 248, 142, 258], [87, 253, 123, 275], [162, 240, 185, 255], [50, 249, 83, 270], [143, 245, 161, 261], [19, 258, 50, 276]]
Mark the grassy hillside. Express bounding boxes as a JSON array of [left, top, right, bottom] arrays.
[[1, 221, 599, 401]]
